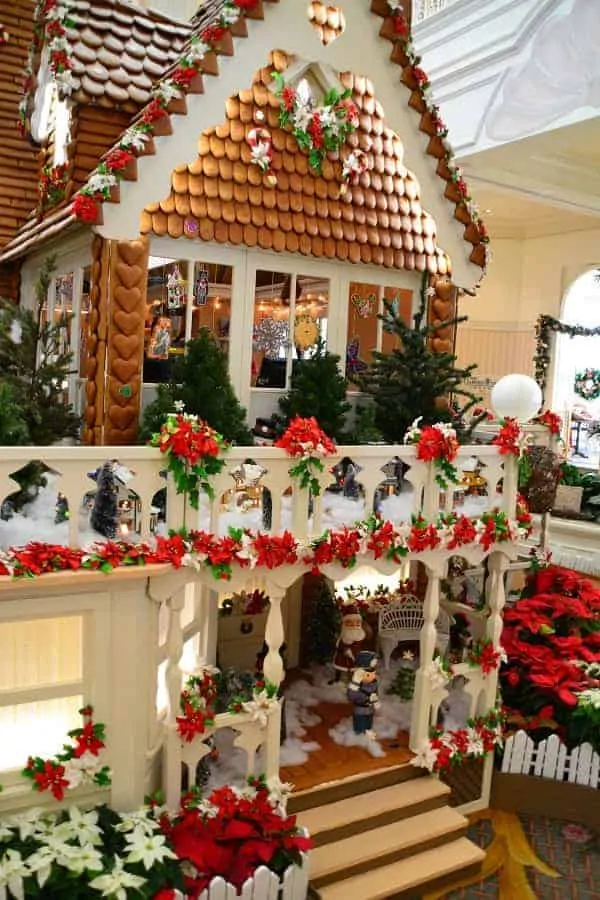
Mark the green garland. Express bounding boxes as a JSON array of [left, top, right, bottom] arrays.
[[534, 314, 600, 396]]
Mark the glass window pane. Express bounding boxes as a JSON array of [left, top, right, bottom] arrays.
[[0, 616, 83, 691], [189, 262, 232, 353], [381, 286, 413, 355], [294, 275, 329, 361], [0, 696, 83, 771], [346, 282, 380, 391], [144, 258, 189, 384], [252, 269, 290, 388]]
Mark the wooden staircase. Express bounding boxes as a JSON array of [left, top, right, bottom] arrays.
[[291, 765, 485, 899]]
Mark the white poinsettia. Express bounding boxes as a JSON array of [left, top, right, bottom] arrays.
[[61, 843, 105, 876], [156, 81, 182, 105], [188, 38, 209, 61], [424, 658, 452, 691], [124, 830, 177, 871], [62, 752, 107, 790], [220, 5, 241, 25], [86, 171, 117, 196], [121, 128, 149, 152], [26, 846, 56, 889], [411, 742, 439, 772], [11, 809, 50, 843], [0, 848, 29, 900], [89, 855, 146, 899], [242, 690, 279, 726], [53, 807, 102, 847], [57, 70, 76, 94], [266, 776, 293, 807], [250, 141, 272, 171]]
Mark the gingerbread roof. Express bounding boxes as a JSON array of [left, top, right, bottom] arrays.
[[0, 0, 41, 250], [20, 0, 192, 134], [141, 52, 450, 274], [0, 0, 489, 288]]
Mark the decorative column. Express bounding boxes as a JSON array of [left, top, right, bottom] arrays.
[[483, 550, 509, 711], [164, 584, 187, 726], [409, 559, 445, 751], [501, 452, 519, 518], [263, 589, 285, 688]]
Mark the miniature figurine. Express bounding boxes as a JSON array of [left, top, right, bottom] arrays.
[[330, 604, 367, 682], [347, 650, 380, 734]]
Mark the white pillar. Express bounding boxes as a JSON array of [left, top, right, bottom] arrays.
[[164, 585, 186, 725], [409, 561, 444, 751], [263, 590, 285, 688]]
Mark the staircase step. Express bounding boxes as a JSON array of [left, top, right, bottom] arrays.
[[297, 775, 451, 846], [310, 806, 469, 888], [288, 762, 423, 814], [316, 837, 486, 900]]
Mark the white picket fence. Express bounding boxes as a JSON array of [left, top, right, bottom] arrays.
[[169, 856, 310, 900], [501, 730, 600, 788]]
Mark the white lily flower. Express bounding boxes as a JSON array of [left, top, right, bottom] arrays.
[[125, 831, 176, 871], [89, 855, 146, 899]]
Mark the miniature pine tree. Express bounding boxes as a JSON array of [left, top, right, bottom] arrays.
[[140, 328, 253, 445], [0, 383, 29, 445], [358, 276, 482, 444], [0, 256, 80, 445], [276, 341, 351, 442], [304, 577, 341, 665], [387, 658, 416, 701], [90, 462, 119, 539]]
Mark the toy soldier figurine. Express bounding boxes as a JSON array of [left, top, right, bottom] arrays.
[[330, 604, 367, 683], [347, 650, 380, 734]]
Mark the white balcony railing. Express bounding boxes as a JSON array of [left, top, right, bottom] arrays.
[[0, 438, 522, 816], [414, 0, 452, 22]]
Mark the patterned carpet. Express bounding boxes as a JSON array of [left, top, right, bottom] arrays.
[[426, 810, 600, 900]]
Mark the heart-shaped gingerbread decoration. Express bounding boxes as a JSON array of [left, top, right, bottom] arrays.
[[108, 376, 140, 406], [116, 262, 143, 290], [108, 405, 137, 431], [118, 240, 147, 267], [113, 309, 141, 335], [113, 333, 141, 361], [112, 358, 139, 383], [307, 1, 346, 45], [114, 285, 142, 313]]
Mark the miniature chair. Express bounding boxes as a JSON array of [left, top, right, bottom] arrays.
[[377, 596, 451, 670]]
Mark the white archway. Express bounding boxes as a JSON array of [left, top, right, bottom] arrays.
[[552, 269, 600, 416]]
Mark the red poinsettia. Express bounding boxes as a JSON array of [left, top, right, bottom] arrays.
[[408, 421, 459, 489], [142, 98, 168, 124], [201, 23, 227, 44], [407, 517, 440, 552], [275, 416, 336, 495], [535, 409, 562, 436], [492, 417, 522, 456], [447, 515, 477, 549], [71, 193, 100, 223], [466, 638, 502, 675], [105, 148, 134, 172], [150, 412, 228, 506], [253, 531, 298, 569], [391, 12, 409, 36], [232, 0, 260, 9], [167, 778, 312, 893]]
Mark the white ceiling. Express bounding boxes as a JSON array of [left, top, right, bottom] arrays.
[[458, 118, 600, 239]]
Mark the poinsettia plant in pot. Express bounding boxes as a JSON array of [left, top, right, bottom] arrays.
[[163, 777, 312, 897], [500, 563, 600, 750]]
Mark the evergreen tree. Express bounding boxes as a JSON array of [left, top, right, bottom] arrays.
[[304, 577, 341, 665], [276, 341, 351, 441], [0, 383, 29, 445], [90, 462, 119, 539], [140, 328, 253, 445], [358, 277, 482, 444], [0, 256, 80, 445]]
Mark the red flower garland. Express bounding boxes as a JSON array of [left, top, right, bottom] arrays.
[[534, 409, 562, 436], [407, 421, 459, 489], [176, 671, 218, 742], [150, 412, 228, 507]]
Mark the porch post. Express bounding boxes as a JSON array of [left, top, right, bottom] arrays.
[[263, 588, 285, 688], [483, 551, 509, 712], [409, 559, 445, 751]]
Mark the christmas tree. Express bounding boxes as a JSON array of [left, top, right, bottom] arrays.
[[276, 341, 350, 442], [90, 462, 119, 539], [387, 655, 416, 702], [0, 383, 29, 445], [140, 328, 253, 445], [0, 256, 80, 445], [358, 276, 481, 444], [304, 577, 341, 665]]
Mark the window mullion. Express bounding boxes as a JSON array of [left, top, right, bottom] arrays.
[[286, 272, 297, 388]]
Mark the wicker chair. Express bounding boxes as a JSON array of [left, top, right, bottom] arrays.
[[377, 596, 451, 669]]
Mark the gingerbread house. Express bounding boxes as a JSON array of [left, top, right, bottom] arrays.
[[0, 0, 489, 445]]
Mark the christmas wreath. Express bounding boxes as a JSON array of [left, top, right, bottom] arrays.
[[574, 368, 600, 401]]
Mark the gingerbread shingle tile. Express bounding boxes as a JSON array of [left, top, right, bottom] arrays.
[[140, 52, 450, 275]]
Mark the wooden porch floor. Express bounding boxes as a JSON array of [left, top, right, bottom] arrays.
[[280, 698, 413, 793]]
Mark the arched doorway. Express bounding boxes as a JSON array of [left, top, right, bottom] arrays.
[[552, 269, 600, 463]]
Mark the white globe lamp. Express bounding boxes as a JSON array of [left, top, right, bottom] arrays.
[[491, 374, 542, 423]]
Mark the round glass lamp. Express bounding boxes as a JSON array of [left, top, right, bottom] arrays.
[[491, 374, 542, 423]]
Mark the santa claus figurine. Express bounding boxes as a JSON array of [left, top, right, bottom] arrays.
[[330, 605, 367, 682]]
